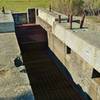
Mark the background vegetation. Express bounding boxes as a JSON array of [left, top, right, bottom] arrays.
[[0, 0, 50, 12], [51, 0, 100, 15], [0, 0, 100, 15]]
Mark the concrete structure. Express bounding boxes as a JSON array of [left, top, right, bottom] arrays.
[[0, 11, 15, 32], [36, 9, 100, 100], [0, 11, 34, 100], [0, 8, 100, 100]]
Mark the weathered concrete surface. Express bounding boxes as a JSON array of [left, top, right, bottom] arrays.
[[0, 67, 33, 100], [38, 9, 100, 72], [0, 11, 34, 99], [37, 9, 100, 100], [0, 11, 15, 32], [0, 32, 20, 66], [0, 32, 34, 100], [53, 22, 100, 73], [38, 9, 57, 26]]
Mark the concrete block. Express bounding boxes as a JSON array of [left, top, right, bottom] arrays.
[[0, 12, 15, 32], [82, 61, 93, 78], [37, 9, 100, 100], [48, 33, 54, 51], [53, 23, 66, 42], [53, 36, 65, 65], [53, 48, 65, 65], [38, 9, 56, 26], [0, 32, 20, 67], [92, 79, 100, 100], [64, 30, 95, 66]]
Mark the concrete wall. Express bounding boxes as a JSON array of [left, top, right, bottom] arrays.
[[38, 9, 57, 26], [0, 32, 20, 66], [13, 13, 27, 25], [0, 32, 35, 100], [0, 12, 15, 32], [0, 12, 34, 100], [36, 9, 100, 100]]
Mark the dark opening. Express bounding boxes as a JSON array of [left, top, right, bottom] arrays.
[[28, 8, 36, 24], [67, 46, 71, 54], [92, 68, 100, 78]]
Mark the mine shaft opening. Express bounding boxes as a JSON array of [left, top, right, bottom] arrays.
[[15, 24, 86, 100]]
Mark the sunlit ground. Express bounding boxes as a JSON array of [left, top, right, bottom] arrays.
[[87, 16, 100, 23]]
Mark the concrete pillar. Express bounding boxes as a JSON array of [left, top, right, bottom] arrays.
[[49, 5, 52, 12]]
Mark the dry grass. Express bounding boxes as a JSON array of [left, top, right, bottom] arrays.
[[87, 16, 100, 23], [0, 0, 50, 12]]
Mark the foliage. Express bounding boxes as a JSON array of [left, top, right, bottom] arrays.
[[51, 0, 84, 15], [84, 0, 100, 9], [51, 0, 100, 15], [83, 0, 100, 15]]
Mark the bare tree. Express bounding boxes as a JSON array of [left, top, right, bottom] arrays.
[[51, 0, 84, 15]]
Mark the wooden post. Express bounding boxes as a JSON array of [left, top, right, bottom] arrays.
[[36, 9, 38, 16], [80, 14, 85, 28], [49, 5, 51, 12], [58, 15, 61, 23], [69, 14, 73, 29], [67, 14, 70, 22], [2, 7, 5, 14]]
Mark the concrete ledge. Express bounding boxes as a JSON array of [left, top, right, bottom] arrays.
[[38, 9, 57, 26], [37, 9, 100, 100], [0, 67, 34, 100], [0, 32, 20, 66], [0, 32, 34, 99], [38, 9, 100, 72], [0, 12, 15, 32], [13, 12, 27, 25], [53, 22, 100, 72]]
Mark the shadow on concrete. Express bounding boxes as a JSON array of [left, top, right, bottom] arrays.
[[0, 91, 35, 100], [15, 24, 92, 100], [92, 68, 100, 78], [48, 49, 92, 100]]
